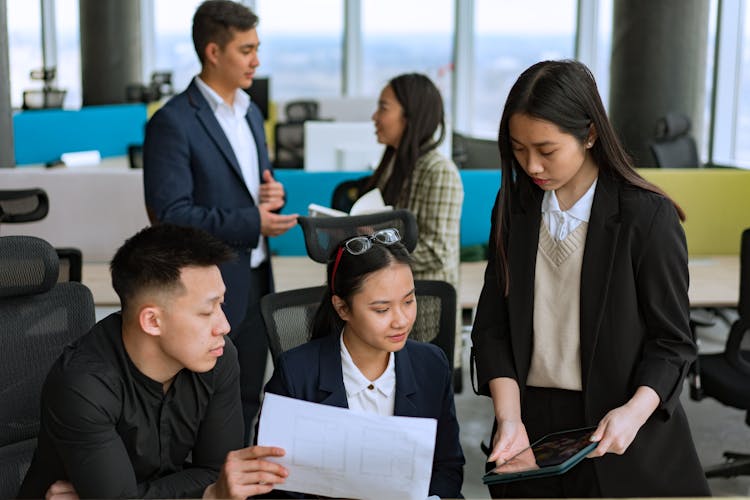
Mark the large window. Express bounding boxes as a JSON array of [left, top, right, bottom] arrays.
[[472, 0, 577, 137], [153, 0, 203, 94], [7, 1, 42, 109], [255, 0, 343, 100], [7, 0, 80, 109], [735, 3, 750, 163], [361, 0, 453, 104], [55, 0, 80, 108]]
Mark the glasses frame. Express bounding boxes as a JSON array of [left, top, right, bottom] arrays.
[[330, 228, 402, 294]]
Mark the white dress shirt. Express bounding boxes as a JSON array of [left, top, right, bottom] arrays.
[[194, 76, 267, 267], [339, 334, 396, 416], [542, 178, 598, 241]]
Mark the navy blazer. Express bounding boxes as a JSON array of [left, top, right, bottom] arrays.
[[471, 170, 710, 497], [143, 79, 274, 326], [264, 335, 464, 499]]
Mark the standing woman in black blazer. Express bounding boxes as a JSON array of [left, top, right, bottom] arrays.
[[471, 60, 710, 498]]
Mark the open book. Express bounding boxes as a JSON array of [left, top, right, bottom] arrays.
[[308, 188, 393, 217]]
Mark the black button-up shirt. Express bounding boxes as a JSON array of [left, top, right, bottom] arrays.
[[18, 313, 243, 499]]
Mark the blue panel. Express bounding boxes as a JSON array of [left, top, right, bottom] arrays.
[[13, 104, 147, 165], [460, 170, 501, 246], [271, 169, 502, 256]]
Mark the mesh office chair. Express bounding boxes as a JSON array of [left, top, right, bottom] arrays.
[[649, 112, 701, 168], [0, 236, 95, 498], [452, 132, 500, 170], [0, 189, 49, 224], [330, 176, 371, 213], [297, 209, 419, 263], [0, 189, 83, 283], [261, 280, 456, 372], [262, 210, 457, 375], [274, 100, 321, 169], [689, 228, 750, 478]]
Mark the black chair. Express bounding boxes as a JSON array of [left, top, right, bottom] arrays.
[[274, 122, 305, 169], [452, 132, 500, 170], [689, 227, 750, 478], [260, 280, 456, 373], [0, 236, 95, 498], [285, 100, 319, 123], [297, 209, 418, 264], [0, 189, 49, 224], [265, 209, 458, 384], [273, 100, 320, 169], [0, 189, 83, 283], [649, 112, 701, 168], [330, 175, 372, 213]]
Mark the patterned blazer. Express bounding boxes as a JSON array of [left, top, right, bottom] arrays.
[[402, 149, 464, 290]]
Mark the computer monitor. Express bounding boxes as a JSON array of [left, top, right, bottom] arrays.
[[303, 121, 384, 172], [245, 76, 270, 120]]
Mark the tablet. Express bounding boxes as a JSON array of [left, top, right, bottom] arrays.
[[483, 426, 598, 485]]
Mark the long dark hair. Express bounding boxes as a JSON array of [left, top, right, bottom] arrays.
[[367, 73, 445, 206], [494, 60, 685, 295], [311, 241, 412, 340]]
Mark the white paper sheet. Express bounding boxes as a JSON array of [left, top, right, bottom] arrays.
[[257, 393, 437, 500]]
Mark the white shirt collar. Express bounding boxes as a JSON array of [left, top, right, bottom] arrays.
[[194, 76, 250, 115], [542, 177, 598, 223], [340, 333, 396, 398]]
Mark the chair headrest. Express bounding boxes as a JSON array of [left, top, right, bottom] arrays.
[[0, 236, 59, 298], [654, 112, 692, 141], [298, 209, 419, 263]]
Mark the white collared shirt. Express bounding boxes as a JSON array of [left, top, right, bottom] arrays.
[[194, 76, 267, 267], [339, 334, 396, 416], [542, 178, 598, 241]]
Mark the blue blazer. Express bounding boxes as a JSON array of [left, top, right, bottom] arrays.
[[143, 79, 274, 326], [264, 335, 465, 498]]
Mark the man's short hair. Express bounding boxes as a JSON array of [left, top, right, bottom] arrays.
[[111, 224, 236, 311], [192, 0, 259, 65]]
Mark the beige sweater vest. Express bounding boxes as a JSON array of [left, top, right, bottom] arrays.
[[526, 221, 588, 391]]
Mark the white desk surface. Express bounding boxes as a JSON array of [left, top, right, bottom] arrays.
[[83, 255, 739, 310]]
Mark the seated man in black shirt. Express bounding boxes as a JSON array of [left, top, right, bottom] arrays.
[[18, 224, 288, 499]]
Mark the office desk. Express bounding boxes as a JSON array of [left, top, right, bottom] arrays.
[[83, 256, 739, 310]]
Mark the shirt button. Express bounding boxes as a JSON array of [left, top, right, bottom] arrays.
[[367, 384, 374, 390]]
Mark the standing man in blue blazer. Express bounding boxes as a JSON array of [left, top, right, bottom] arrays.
[[143, 0, 297, 444]]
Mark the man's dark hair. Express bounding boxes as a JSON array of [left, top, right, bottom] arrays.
[[192, 0, 259, 65], [110, 224, 236, 311]]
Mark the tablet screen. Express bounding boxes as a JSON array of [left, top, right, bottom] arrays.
[[486, 426, 597, 480]]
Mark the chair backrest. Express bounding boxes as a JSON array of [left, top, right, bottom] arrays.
[[330, 176, 371, 213], [0, 236, 95, 498], [724, 228, 750, 375], [0, 189, 49, 225], [452, 132, 500, 170], [297, 209, 418, 263], [274, 122, 305, 169], [649, 112, 701, 168], [261, 280, 456, 370], [285, 100, 319, 123], [738, 228, 750, 320]]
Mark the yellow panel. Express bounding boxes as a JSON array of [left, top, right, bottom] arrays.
[[638, 168, 750, 255]]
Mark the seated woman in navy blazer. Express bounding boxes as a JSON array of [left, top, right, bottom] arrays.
[[264, 228, 464, 498]]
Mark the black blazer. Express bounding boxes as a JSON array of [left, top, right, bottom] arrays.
[[471, 170, 710, 497], [143, 80, 274, 327], [264, 335, 465, 499]]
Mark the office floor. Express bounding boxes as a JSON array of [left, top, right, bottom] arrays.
[[93, 307, 750, 497]]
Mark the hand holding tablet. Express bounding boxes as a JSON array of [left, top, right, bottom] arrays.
[[483, 426, 598, 485]]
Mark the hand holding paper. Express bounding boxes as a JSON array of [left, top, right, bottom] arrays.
[[258, 393, 437, 500]]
